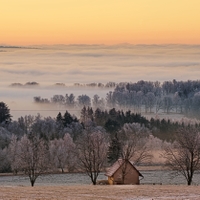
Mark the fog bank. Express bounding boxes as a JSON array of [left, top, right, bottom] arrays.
[[1, 44, 200, 119]]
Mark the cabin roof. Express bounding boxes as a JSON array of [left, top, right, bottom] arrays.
[[105, 159, 143, 177]]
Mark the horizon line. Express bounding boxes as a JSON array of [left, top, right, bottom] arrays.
[[1, 43, 200, 48]]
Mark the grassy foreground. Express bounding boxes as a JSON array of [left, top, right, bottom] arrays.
[[1, 185, 200, 200]]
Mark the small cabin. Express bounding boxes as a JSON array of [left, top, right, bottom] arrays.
[[105, 159, 143, 185]]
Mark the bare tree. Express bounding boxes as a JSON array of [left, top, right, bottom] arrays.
[[163, 126, 200, 185], [120, 123, 152, 163], [18, 115, 38, 135], [77, 94, 91, 107], [144, 92, 156, 113], [9, 133, 50, 186], [118, 123, 152, 184], [75, 131, 108, 185], [92, 94, 105, 110], [65, 93, 75, 108], [51, 95, 65, 105], [162, 96, 173, 114], [155, 97, 163, 113], [135, 91, 143, 113]]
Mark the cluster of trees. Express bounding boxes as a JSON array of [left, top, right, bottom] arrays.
[[74, 81, 116, 88], [1, 101, 200, 186], [33, 80, 200, 119], [0, 117, 154, 186], [0, 102, 161, 186], [34, 93, 104, 109], [10, 81, 116, 88], [10, 82, 39, 87], [109, 80, 200, 118]]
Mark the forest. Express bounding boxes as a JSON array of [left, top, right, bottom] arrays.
[[1, 79, 200, 185]]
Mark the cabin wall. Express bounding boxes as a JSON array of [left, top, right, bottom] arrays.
[[112, 162, 140, 185]]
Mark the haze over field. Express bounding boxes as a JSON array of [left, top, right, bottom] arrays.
[[1, 44, 200, 85], [1, 44, 200, 119]]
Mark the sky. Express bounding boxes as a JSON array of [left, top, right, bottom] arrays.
[[1, 0, 200, 45]]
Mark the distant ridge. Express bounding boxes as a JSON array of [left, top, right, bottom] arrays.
[[0, 45, 39, 49], [0, 45, 22, 48]]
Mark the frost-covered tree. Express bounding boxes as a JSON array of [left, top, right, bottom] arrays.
[[75, 130, 108, 185], [77, 95, 91, 107], [80, 106, 94, 124], [173, 92, 182, 113], [0, 147, 10, 172], [163, 126, 200, 185], [51, 95, 65, 105], [4, 121, 24, 137], [94, 108, 108, 127], [144, 92, 156, 113], [111, 123, 151, 184], [162, 96, 173, 114], [63, 122, 84, 141], [33, 96, 50, 104], [0, 127, 12, 149], [9, 133, 50, 186], [135, 91, 144, 113], [191, 92, 200, 118], [65, 93, 75, 107], [162, 81, 175, 95], [92, 94, 100, 108], [155, 97, 163, 113], [31, 117, 58, 140], [18, 115, 37, 135], [119, 123, 151, 164], [126, 91, 137, 110], [92, 94, 105, 110], [7, 135, 19, 174], [106, 91, 116, 108], [50, 133, 76, 172]]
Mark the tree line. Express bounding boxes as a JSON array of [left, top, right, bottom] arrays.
[[0, 102, 154, 186], [34, 79, 200, 119], [1, 101, 200, 186], [10, 81, 116, 88]]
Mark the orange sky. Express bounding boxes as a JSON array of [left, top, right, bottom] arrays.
[[1, 0, 200, 45]]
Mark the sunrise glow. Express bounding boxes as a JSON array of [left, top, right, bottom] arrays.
[[1, 0, 200, 45]]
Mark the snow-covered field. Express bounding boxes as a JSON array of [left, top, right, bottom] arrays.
[[0, 185, 200, 200]]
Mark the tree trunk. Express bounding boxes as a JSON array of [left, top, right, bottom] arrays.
[[187, 173, 193, 185], [31, 179, 35, 187], [92, 181, 96, 185], [92, 174, 97, 185], [187, 179, 192, 185]]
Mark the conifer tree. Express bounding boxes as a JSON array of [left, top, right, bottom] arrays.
[[0, 102, 12, 123]]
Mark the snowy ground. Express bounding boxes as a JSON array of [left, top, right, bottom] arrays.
[[0, 185, 200, 200]]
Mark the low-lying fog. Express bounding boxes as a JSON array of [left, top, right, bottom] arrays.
[[1, 85, 110, 119], [1, 44, 200, 120]]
